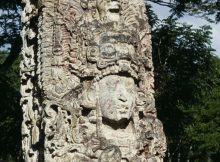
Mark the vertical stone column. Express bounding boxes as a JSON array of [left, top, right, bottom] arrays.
[[21, 0, 167, 161], [21, 0, 41, 161]]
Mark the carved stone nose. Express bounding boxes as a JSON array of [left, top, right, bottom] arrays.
[[110, 0, 119, 4], [118, 94, 127, 102]]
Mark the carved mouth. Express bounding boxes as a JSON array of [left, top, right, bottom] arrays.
[[108, 1, 120, 13], [117, 107, 129, 113], [109, 8, 120, 13], [119, 111, 127, 114]]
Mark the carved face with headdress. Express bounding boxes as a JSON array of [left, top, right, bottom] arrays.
[[80, 67, 140, 122], [78, 0, 144, 123]]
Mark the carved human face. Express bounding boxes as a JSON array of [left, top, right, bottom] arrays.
[[96, 0, 120, 22], [98, 75, 137, 121]]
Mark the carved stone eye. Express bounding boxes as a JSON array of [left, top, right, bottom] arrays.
[[80, 0, 88, 9], [87, 46, 99, 62], [90, 49, 96, 56]]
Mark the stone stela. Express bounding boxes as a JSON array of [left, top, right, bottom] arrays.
[[21, 0, 167, 161]]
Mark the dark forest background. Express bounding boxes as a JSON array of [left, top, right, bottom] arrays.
[[0, 0, 220, 161]]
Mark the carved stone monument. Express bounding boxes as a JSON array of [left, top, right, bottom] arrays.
[[21, 0, 166, 161]]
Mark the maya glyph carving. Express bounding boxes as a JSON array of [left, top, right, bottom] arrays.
[[21, 0, 166, 161]]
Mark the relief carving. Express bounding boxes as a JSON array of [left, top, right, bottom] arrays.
[[21, 0, 166, 161]]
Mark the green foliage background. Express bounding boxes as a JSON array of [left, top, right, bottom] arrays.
[[0, 0, 220, 161], [0, 54, 22, 161], [151, 16, 220, 161]]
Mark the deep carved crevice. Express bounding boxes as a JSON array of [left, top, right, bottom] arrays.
[[82, 107, 92, 116], [102, 117, 133, 130]]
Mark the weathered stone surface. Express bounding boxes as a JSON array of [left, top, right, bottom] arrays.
[[21, 0, 167, 161]]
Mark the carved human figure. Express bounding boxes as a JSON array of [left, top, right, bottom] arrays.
[[80, 73, 166, 161], [98, 75, 137, 160], [79, 76, 134, 160]]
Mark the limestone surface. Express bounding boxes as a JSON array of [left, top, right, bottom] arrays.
[[21, 0, 167, 161]]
